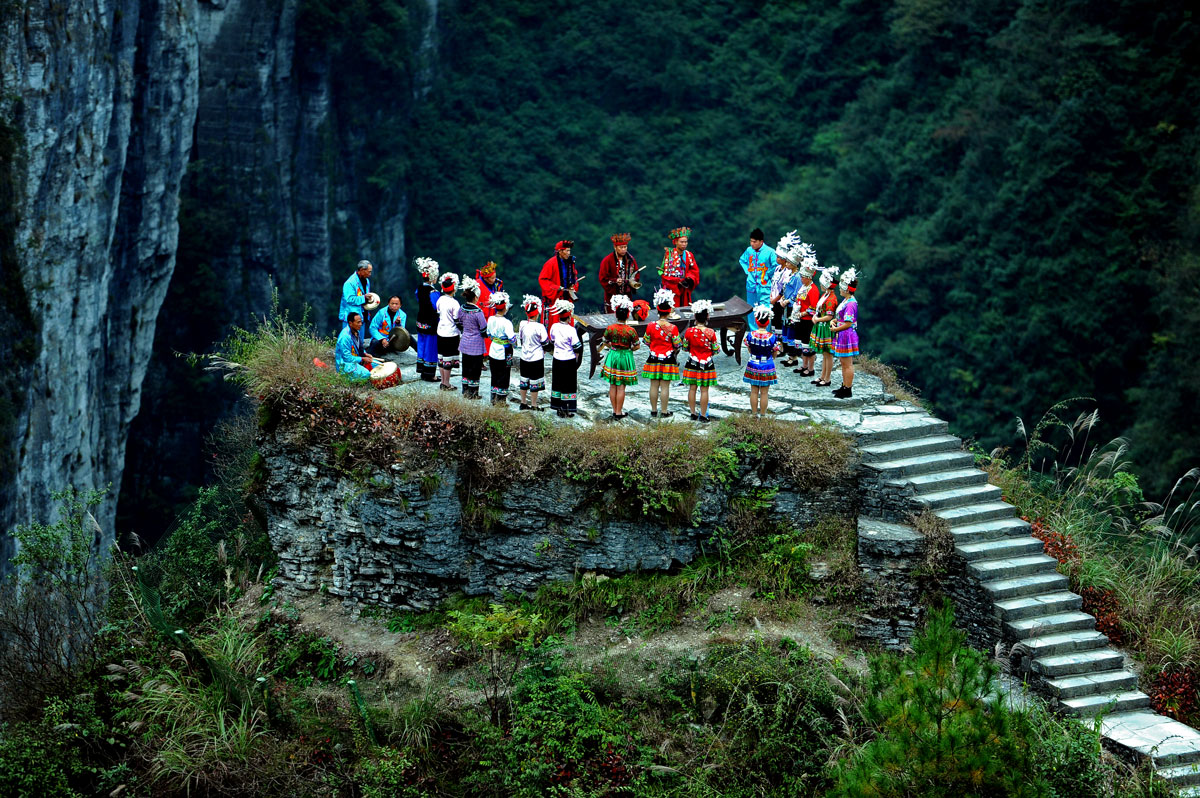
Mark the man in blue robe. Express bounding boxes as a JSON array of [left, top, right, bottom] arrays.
[[336, 313, 372, 381], [368, 296, 407, 356], [339, 259, 373, 349], [739, 229, 775, 322]]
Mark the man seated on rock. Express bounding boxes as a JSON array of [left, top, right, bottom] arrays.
[[336, 312, 373, 381], [368, 295, 407, 357]]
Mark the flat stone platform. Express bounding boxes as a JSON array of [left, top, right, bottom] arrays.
[[375, 341, 901, 430]]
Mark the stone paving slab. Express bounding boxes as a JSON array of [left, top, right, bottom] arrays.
[[376, 343, 889, 427], [1101, 711, 1200, 767]]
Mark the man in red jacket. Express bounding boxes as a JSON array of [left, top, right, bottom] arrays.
[[539, 240, 579, 326], [599, 233, 640, 309], [659, 226, 699, 308]]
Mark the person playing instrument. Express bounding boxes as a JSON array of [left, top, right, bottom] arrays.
[[643, 288, 683, 418], [458, 277, 488, 400], [486, 292, 515, 406], [809, 267, 840, 388], [831, 267, 861, 399], [539, 240, 580, 327], [517, 295, 548, 411], [414, 257, 440, 382], [600, 294, 640, 420], [435, 272, 462, 391], [549, 300, 582, 418], [335, 312, 373, 382], [739, 228, 775, 321], [681, 299, 719, 423], [339, 259, 373, 349], [659, 227, 699, 309], [368, 296, 407, 357], [743, 305, 781, 416], [599, 233, 640, 308]]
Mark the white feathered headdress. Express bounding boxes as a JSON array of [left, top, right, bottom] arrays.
[[818, 266, 840, 290], [652, 288, 676, 309], [609, 294, 634, 313], [691, 299, 714, 316], [552, 299, 575, 316], [522, 294, 542, 312], [415, 257, 440, 281], [752, 304, 772, 322], [488, 291, 510, 308], [775, 230, 804, 266], [839, 266, 859, 290], [459, 276, 480, 297], [798, 243, 819, 278], [438, 272, 460, 291]]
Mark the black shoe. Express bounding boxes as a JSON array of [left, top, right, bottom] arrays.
[[660, 411, 674, 419], [699, 415, 711, 423], [810, 378, 822, 384], [690, 413, 699, 421], [650, 411, 659, 418], [833, 386, 852, 398], [519, 403, 531, 410], [556, 409, 567, 418]]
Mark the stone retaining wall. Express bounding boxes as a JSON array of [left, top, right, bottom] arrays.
[[259, 433, 859, 610]]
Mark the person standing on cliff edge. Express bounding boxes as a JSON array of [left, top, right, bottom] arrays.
[[739, 228, 774, 321], [599, 233, 640, 308], [339, 259, 373, 350], [539, 240, 580, 327], [659, 227, 699, 310]]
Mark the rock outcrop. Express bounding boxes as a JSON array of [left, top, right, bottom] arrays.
[[0, 0, 199, 556]]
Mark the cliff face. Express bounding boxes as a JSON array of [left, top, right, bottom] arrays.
[[0, 0, 199, 554]]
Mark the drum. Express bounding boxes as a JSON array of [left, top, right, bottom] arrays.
[[370, 361, 400, 390], [364, 292, 382, 312], [389, 326, 412, 353]]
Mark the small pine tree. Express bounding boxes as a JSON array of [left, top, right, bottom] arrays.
[[831, 603, 1048, 798]]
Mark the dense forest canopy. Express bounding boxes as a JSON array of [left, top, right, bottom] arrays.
[[394, 0, 1199, 495]]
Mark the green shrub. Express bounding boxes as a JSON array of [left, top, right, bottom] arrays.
[[831, 603, 1044, 798]]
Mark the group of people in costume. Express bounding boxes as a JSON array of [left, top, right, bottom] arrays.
[[333, 225, 861, 418]]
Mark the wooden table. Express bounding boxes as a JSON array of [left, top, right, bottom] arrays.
[[575, 296, 753, 378]]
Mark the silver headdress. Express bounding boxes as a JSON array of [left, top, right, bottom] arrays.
[[652, 288, 676, 309], [438, 272, 460, 291], [839, 266, 859, 290], [752, 304, 772, 322], [488, 291, 510, 308], [415, 257, 440, 281], [522, 294, 542, 312], [609, 294, 634, 313], [818, 266, 840, 290], [691, 299, 714, 316], [552, 299, 575, 316], [459, 276, 480, 297]]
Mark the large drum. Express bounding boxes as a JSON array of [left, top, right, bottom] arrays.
[[389, 326, 412, 353], [370, 361, 401, 390]]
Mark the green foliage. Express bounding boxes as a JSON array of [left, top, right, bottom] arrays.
[[831, 603, 1044, 797], [355, 747, 429, 798], [0, 488, 109, 712], [138, 485, 272, 624], [448, 603, 545, 723]]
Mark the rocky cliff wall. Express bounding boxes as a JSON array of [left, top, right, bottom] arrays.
[[0, 0, 199, 556], [258, 433, 859, 610]]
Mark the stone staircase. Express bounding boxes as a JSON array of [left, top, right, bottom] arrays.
[[855, 411, 1200, 794]]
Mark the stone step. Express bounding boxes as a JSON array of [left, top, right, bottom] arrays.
[[1046, 670, 1141, 699], [865, 451, 976, 479], [1004, 611, 1096, 640], [951, 517, 1032, 544], [1024, 630, 1110, 658], [1162, 764, 1200, 788], [968, 553, 1060, 581], [856, 415, 949, 444], [957, 536, 1045, 562], [982, 572, 1069, 600], [1178, 786, 1200, 797], [1061, 691, 1152, 717], [896, 468, 990, 494], [937, 501, 1017, 528], [917, 483, 1004, 511], [1032, 647, 1125, 677], [1102, 711, 1200, 768], [994, 591, 1083, 621], [860, 434, 962, 463]]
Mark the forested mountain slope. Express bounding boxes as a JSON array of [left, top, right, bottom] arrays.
[[401, 0, 1199, 494]]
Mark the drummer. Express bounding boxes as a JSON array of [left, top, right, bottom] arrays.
[[368, 295, 407, 357], [335, 312, 373, 381], [339, 259, 373, 349]]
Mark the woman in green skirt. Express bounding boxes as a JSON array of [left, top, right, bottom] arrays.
[[809, 267, 839, 387], [601, 294, 641, 419]]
